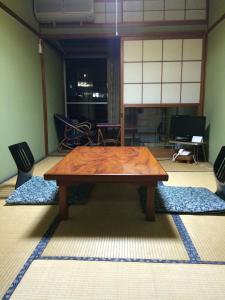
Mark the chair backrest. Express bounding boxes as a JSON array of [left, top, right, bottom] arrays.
[[213, 146, 225, 199], [8, 142, 34, 188], [214, 146, 225, 183]]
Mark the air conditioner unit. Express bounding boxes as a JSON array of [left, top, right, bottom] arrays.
[[34, 0, 94, 23]]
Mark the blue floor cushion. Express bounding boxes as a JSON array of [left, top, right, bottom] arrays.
[[6, 176, 58, 205], [139, 184, 225, 214], [6, 177, 94, 205]]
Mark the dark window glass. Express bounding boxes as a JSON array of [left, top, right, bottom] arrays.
[[67, 104, 107, 123], [66, 58, 107, 103]]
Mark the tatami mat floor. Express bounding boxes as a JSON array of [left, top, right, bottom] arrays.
[[0, 156, 224, 299], [0, 203, 58, 298], [10, 260, 225, 300], [181, 215, 225, 261], [42, 194, 188, 260], [159, 159, 213, 172], [166, 171, 217, 191]]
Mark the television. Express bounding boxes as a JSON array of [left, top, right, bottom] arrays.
[[170, 115, 206, 141]]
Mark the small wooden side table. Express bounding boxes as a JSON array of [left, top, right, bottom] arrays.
[[169, 140, 207, 163], [96, 123, 121, 146]]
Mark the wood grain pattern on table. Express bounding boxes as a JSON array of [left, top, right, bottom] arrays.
[[44, 146, 168, 178], [44, 146, 168, 221]]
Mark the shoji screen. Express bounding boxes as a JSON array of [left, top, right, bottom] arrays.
[[94, 0, 207, 23], [122, 38, 203, 105]]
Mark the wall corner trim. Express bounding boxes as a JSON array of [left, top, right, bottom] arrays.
[[0, 1, 40, 37], [207, 13, 225, 34]]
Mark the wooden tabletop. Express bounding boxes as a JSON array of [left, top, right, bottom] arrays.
[[44, 146, 168, 183]]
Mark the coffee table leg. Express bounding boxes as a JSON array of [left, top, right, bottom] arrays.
[[146, 185, 156, 221], [59, 185, 68, 220]]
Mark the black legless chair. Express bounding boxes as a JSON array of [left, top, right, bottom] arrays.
[[214, 146, 225, 199], [8, 142, 34, 189]]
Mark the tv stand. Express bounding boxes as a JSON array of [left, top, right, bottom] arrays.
[[169, 140, 207, 163], [174, 136, 190, 142]]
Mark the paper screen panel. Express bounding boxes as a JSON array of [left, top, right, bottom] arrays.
[[106, 1, 122, 12], [182, 62, 202, 82], [122, 37, 203, 106], [186, 10, 206, 20], [183, 39, 203, 61], [165, 0, 185, 10], [94, 2, 105, 13], [163, 40, 182, 61], [144, 11, 164, 21], [123, 40, 142, 62], [143, 62, 162, 83], [181, 83, 200, 103], [124, 63, 142, 83], [186, 0, 206, 9], [123, 0, 143, 11], [163, 62, 182, 82], [123, 11, 143, 22], [162, 83, 181, 103], [165, 11, 185, 20], [144, 0, 164, 10], [143, 40, 162, 62], [124, 84, 142, 104], [106, 13, 122, 23], [94, 13, 106, 23], [143, 84, 161, 103]]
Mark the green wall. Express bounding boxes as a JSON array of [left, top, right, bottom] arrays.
[[45, 45, 64, 153], [208, 0, 225, 26], [0, 7, 64, 182], [204, 20, 225, 163], [0, 10, 44, 182], [1, 0, 39, 31]]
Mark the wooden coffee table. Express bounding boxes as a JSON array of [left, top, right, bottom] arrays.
[[44, 147, 168, 221]]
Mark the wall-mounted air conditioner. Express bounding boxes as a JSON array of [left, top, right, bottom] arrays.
[[34, 0, 94, 23]]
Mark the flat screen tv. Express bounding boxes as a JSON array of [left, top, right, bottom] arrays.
[[170, 115, 206, 141]]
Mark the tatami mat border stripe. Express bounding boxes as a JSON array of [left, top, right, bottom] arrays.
[[39, 256, 225, 265], [4, 213, 225, 299], [172, 215, 201, 261], [2, 217, 60, 300]]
